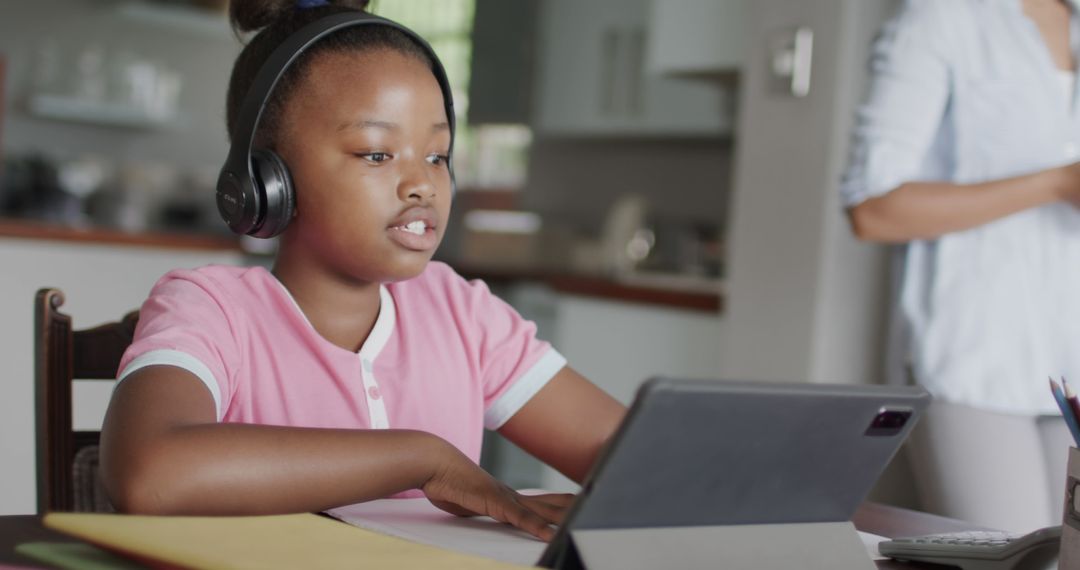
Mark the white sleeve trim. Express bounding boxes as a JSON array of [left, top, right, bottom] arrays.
[[484, 348, 567, 430], [117, 349, 223, 421]]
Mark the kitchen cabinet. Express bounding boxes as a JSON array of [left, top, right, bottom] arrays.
[[480, 284, 725, 492], [466, 0, 539, 125], [645, 0, 746, 77], [539, 291, 725, 490], [533, 0, 734, 137]]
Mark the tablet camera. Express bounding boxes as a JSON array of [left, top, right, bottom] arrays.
[[865, 408, 912, 436]]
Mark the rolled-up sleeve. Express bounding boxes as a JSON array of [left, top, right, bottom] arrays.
[[840, 0, 953, 207]]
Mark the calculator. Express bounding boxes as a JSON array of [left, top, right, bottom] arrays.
[[878, 526, 1061, 570]]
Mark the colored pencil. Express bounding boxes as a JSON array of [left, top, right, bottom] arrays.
[[1063, 377, 1080, 426], [1049, 377, 1080, 447]]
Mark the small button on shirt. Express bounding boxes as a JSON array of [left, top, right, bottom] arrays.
[[840, 0, 1080, 415], [117, 262, 567, 496]]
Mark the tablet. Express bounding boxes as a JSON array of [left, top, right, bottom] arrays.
[[538, 377, 930, 569]]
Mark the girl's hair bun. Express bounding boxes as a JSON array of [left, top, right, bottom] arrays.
[[229, 0, 372, 34]]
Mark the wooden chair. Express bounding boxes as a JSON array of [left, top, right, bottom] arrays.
[[34, 288, 138, 513]]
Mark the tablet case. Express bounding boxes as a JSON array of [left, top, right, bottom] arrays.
[[539, 377, 930, 570]]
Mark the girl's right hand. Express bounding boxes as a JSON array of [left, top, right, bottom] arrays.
[[421, 440, 575, 541]]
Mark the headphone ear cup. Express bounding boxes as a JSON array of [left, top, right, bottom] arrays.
[[250, 149, 295, 238], [216, 168, 258, 236]]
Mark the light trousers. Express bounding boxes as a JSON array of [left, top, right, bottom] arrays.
[[907, 400, 1072, 533]]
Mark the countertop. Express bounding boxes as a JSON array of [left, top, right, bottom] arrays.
[[0, 218, 241, 251], [449, 261, 723, 313], [0, 218, 723, 312]]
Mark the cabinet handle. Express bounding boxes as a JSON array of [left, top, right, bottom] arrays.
[[770, 26, 814, 98], [627, 26, 645, 116], [790, 26, 814, 98], [600, 28, 619, 116]]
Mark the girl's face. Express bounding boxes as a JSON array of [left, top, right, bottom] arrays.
[[276, 48, 452, 284]]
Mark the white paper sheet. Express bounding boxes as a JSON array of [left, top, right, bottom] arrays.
[[858, 530, 889, 561], [328, 498, 892, 565], [327, 498, 547, 566]]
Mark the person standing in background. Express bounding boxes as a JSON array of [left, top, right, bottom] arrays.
[[841, 0, 1080, 532]]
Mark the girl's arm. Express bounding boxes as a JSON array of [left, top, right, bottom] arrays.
[[100, 365, 570, 541], [848, 162, 1080, 243], [497, 366, 626, 484]]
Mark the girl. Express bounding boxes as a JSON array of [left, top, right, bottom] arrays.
[[99, 0, 625, 542]]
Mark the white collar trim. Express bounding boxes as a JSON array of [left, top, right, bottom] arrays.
[[269, 271, 395, 359], [359, 284, 395, 362]]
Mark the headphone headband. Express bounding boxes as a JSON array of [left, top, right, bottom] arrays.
[[217, 11, 456, 238]]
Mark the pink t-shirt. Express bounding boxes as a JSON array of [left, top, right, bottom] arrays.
[[117, 262, 565, 496]]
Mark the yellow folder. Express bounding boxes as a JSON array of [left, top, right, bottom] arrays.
[[44, 512, 534, 570]]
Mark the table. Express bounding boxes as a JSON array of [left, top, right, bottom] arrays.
[[0, 503, 993, 569]]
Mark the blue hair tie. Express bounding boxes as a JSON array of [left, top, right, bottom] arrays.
[[296, 0, 329, 9]]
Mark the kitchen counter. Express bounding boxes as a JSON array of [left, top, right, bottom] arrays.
[[0, 218, 241, 251], [0, 219, 722, 312], [450, 261, 723, 313]]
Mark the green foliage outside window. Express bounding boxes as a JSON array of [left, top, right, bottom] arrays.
[[370, 0, 475, 132], [370, 0, 529, 190]]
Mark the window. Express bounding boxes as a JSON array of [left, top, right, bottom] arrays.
[[371, 0, 530, 190], [370, 0, 475, 116]]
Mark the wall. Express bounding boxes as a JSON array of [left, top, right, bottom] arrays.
[[718, 0, 895, 386], [0, 0, 239, 172], [717, 0, 911, 505], [809, 0, 898, 384]]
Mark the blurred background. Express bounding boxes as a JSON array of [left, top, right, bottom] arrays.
[[0, 0, 901, 514]]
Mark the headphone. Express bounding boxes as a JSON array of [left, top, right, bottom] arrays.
[[216, 11, 456, 239]]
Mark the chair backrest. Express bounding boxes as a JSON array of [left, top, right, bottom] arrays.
[[34, 288, 138, 513]]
